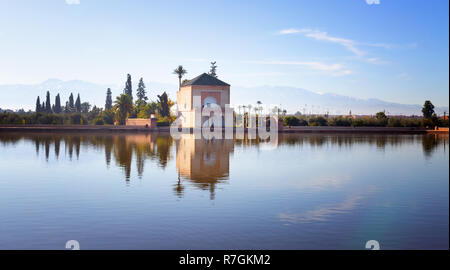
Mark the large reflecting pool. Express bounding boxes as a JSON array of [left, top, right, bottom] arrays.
[[0, 132, 448, 249]]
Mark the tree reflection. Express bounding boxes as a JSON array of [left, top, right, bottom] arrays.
[[422, 134, 447, 158], [0, 132, 447, 198]]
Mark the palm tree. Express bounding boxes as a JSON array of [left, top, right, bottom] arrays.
[[114, 94, 133, 125], [173, 65, 187, 88], [256, 101, 262, 115]]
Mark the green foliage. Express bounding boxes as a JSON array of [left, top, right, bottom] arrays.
[[80, 102, 91, 114], [387, 118, 403, 127], [173, 65, 187, 87], [86, 105, 101, 121], [136, 78, 148, 103], [54, 94, 62, 113], [101, 109, 115, 125], [308, 116, 328, 126], [105, 88, 113, 110], [157, 92, 170, 117], [328, 116, 352, 126], [75, 94, 81, 113], [375, 111, 387, 119], [438, 117, 449, 127], [45, 91, 52, 113], [94, 117, 105, 125], [351, 117, 386, 127], [114, 94, 133, 125], [156, 116, 173, 126], [124, 74, 132, 97], [422, 100, 435, 118], [422, 114, 440, 128], [70, 113, 83, 124], [35, 96, 41, 112], [137, 101, 158, 119], [209, 61, 218, 78], [0, 112, 23, 124], [63, 101, 71, 113], [283, 116, 305, 126], [68, 93, 75, 112], [0, 112, 89, 125]]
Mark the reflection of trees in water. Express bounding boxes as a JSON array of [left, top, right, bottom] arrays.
[[108, 134, 173, 179], [54, 137, 60, 159], [113, 136, 133, 180], [105, 134, 173, 180], [422, 134, 447, 158], [278, 134, 436, 151], [104, 136, 113, 167], [0, 132, 447, 193], [0, 133, 173, 180], [44, 137, 50, 160], [63, 135, 81, 160]]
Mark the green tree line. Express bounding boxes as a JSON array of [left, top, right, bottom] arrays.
[[1, 74, 175, 126], [282, 101, 448, 128]]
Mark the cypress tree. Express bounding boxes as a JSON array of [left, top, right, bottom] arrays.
[[136, 78, 148, 103], [54, 94, 62, 113], [68, 93, 74, 112], [36, 96, 41, 112], [64, 101, 70, 113], [45, 91, 51, 113], [124, 74, 132, 98], [75, 94, 81, 113], [105, 88, 112, 110], [157, 92, 170, 117]]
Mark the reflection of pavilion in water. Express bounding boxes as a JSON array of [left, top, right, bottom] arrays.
[[175, 134, 234, 200], [1, 132, 447, 195]]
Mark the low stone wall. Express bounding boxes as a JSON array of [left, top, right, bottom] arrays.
[[0, 125, 158, 133], [126, 118, 151, 127], [280, 126, 428, 133], [427, 127, 449, 133], [1, 125, 447, 134]]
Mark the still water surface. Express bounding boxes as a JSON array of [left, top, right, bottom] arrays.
[[0, 132, 448, 249]]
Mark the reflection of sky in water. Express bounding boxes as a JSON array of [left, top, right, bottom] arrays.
[[0, 133, 448, 249]]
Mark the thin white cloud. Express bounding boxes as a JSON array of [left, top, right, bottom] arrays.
[[366, 0, 380, 5], [244, 60, 352, 76], [65, 0, 80, 5], [299, 29, 365, 57], [366, 57, 388, 65], [278, 28, 300, 35], [366, 43, 392, 49], [293, 28, 399, 65], [279, 28, 413, 64]]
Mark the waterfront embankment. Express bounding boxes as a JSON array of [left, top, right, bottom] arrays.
[[0, 124, 448, 134]]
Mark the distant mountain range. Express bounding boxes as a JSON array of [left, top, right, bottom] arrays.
[[231, 85, 448, 116], [0, 79, 447, 116]]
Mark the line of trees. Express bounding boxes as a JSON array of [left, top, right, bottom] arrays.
[[35, 92, 86, 114], [113, 74, 175, 125], [1, 74, 175, 126], [282, 100, 448, 128]]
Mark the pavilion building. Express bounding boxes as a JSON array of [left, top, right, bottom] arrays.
[[176, 73, 230, 128]]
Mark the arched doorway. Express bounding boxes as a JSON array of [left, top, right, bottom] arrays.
[[202, 96, 221, 128]]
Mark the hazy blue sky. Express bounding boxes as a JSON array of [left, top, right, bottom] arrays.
[[0, 0, 448, 106]]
